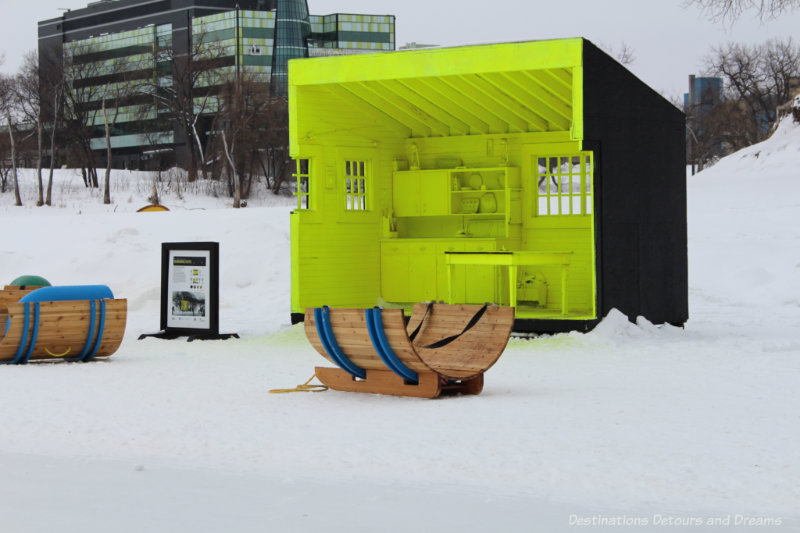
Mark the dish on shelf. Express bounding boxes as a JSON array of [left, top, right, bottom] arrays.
[[479, 193, 497, 214], [485, 176, 501, 189], [468, 173, 483, 190], [461, 198, 480, 214]]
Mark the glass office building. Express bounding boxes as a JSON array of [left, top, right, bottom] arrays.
[[272, 0, 312, 93], [38, 0, 394, 167]]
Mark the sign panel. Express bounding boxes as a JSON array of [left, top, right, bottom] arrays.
[[166, 250, 211, 330], [160, 242, 219, 336]]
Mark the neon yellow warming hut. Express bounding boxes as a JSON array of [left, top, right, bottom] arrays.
[[289, 39, 688, 333]]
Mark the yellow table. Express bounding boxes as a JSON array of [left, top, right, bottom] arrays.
[[444, 251, 573, 314]]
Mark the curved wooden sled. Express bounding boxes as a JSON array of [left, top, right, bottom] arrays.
[[0, 298, 127, 364], [304, 303, 514, 398]]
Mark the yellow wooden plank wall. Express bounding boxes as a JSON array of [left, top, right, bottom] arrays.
[[296, 220, 383, 309], [523, 216, 595, 315], [291, 88, 408, 313]]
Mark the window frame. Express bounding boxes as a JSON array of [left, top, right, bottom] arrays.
[[342, 158, 370, 212], [293, 158, 311, 210], [533, 152, 593, 217]]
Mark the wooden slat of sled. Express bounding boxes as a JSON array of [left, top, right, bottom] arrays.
[[377, 309, 432, 374], [334, 308, 430, 373], [410, 303, 515, 379], [35, 300, 126, 360], [0, 289, 35, 313], [0, 304, 30, 360], [0, 299, 127, 362], [304, 310, 389, 370], [3, 286, 44, 292], [304, 308, 430, 373], [303, 310, 329, 361]]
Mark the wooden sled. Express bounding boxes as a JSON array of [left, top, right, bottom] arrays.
[[304, 303, 514, 398], [0, 286, 127, 365]]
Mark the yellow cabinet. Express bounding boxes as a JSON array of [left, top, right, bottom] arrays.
[[381, 240, 438, 302], [381, 238, 497, 304], [381, 241, 411, 302], [408, 242, 438, 302], [392, 170, 449, 216]]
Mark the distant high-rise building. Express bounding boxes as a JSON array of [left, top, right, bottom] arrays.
[[684, 76, 723, 115], [685, 75, 724, 170], [38, 0, 395, 169]]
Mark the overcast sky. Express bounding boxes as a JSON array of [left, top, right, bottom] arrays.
[[2, 0, 798, 99]]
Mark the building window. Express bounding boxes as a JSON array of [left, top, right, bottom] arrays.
[[535, 153, 593, 216], [344, 159, 368, 211], [293, 158, 310, 209]]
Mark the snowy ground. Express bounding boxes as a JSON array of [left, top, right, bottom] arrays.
[[1, 120, 799, 532]]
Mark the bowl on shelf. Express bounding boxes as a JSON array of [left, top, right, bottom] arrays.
[[461, 198, 480, 214], [479, 193, 497, 214]]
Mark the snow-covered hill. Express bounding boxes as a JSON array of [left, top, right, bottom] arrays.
[[0, 121, 798, 532]]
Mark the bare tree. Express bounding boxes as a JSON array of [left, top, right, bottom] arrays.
[[211, 72, 287, 207], [0, 74, 22, 206], [261, 97, 291, 194], [141, 29, 229, 181], [0, 55, 8, 194], [761, 38, 800, 108], [687, 37, 800, 168], [97, 53, 150, 204], [14, 52, 47, 205], [599, 42, 636, 66], [41, 56, 64, 207], [686, 0, 800, 20], [62, 41, 104, 189], [0, 133, 9, 193], [701, 38, 800, 149], [616, 43, 636, 66], [100, 95, 120, 204]]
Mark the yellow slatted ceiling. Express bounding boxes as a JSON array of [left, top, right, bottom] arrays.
[[321, 68, 573, 138]]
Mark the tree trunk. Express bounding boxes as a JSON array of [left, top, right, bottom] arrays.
[[191, 119, 207, 180], [6, 109, 22, 207], [187, 151, 198, 182], [259, 157, 271, 192], [36, 118, 44, 206], [46, 89, 60, 206], [102, 97, 112, 204], [222, 131, 240, 208]]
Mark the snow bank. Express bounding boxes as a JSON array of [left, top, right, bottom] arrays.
[[688, 117, 800, 310]]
